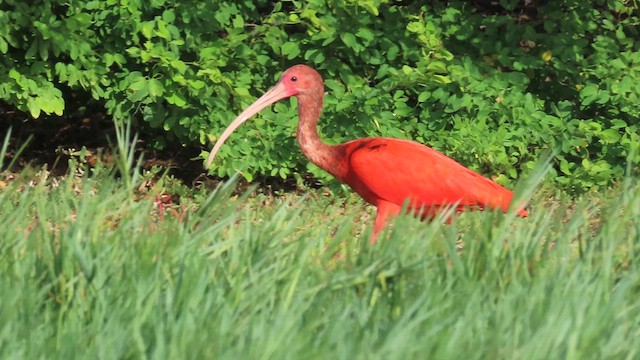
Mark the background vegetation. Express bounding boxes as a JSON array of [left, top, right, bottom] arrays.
[[1, 0, 639, 191]]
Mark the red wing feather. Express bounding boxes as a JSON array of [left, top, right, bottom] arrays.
[[343, 138, 518, 214]]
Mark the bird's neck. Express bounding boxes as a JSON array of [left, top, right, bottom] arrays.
[[296, 93, 343, 178]]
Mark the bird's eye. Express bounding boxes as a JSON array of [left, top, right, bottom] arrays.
[[290, 76, 297, 82]]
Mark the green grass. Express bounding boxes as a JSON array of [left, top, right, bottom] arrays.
[[0, 155, 639, 359]]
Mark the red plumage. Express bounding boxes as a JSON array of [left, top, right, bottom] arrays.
[[205, 65, 527, 243], [338, 138, 527, 240]]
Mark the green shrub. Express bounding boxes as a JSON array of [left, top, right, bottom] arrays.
[[0, 0, 637, 192]]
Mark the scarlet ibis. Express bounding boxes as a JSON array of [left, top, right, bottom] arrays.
[[205, 65, 528, 243]]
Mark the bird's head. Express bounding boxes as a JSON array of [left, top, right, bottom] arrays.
[[205, 65, 323, 169], [279, 65, 324, 98]]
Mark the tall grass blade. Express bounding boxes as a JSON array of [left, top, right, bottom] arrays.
[[111, 117, 144, 190], [0, 127, 33, 172]]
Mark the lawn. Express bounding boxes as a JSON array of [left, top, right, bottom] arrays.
[[0, 134, 639, 359]]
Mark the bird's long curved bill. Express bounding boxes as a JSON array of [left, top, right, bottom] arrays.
[[205, 81, 292, 169]]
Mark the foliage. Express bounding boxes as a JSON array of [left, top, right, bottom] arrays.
[[0, 158, 639, 358], [0, 0, 638, 191]]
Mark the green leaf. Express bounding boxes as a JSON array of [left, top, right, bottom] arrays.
[[304, 49, 325, 63], [433, 75, 452, 84], [580, 84, 599, 105], [580, 84, 598, 97], [148, 79, 164, 97], [362, 1, 379, 16], [340, 33, 357, 50], [386, 44, 399, 60], [610, 58, 626, 69], [427, 61, 448, 74], [188, 80, 205, 90], [27, 98, 41, 118], [611, 119, 627, 129], [141, 22, 154, 39], [356, 28, 375, 43], [166, 92, 187, 107], [559, 158, 572, 175], [41, 90, 65, 116], [84, 1, 100, 10], [171, 60, 188, 74], [600, 129, 621, 143], [162, 9, 176, 23], [232, 15, 244, 28], [281, 42, 300, 60], [156, 20, 171, 40], [129, 84, 149, 102], [129, 77, 147, 91], [596, 91, 610, 104]]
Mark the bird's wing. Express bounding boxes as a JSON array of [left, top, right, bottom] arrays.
[[344, 138, 516, 213]]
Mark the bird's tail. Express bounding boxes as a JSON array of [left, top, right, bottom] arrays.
[[489, 190, 528, 217]]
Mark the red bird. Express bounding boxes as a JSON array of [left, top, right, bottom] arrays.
[[205, 65, 528, 243]]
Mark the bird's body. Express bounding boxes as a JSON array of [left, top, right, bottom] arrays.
[[337, 138, 519, 210], [206, 65, 527, 242]]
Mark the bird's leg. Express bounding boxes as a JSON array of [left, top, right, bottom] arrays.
[[371, 201, 402, 244]]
